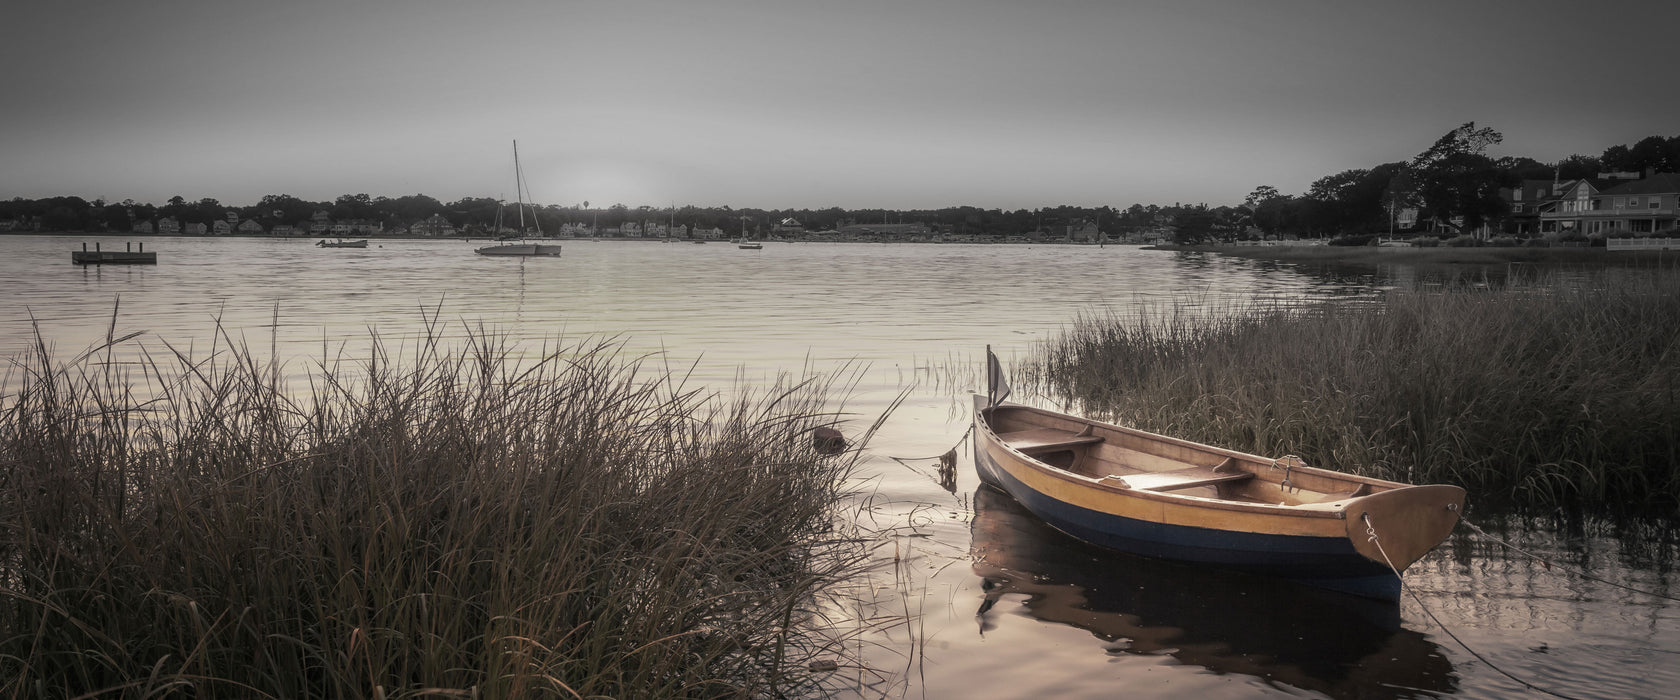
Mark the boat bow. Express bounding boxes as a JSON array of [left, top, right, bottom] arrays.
[[1343, 485, 1465, 573]]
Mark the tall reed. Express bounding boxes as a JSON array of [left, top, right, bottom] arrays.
[[1025, 271, 1680, 511], [1, 321, 873, 698]]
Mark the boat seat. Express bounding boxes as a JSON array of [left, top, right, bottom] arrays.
[[997, 427, 1104, 454], [1117, 465, 1254, 491]]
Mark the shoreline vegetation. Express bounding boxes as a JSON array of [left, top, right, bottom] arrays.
[[0, 323, 879, 697], [1021, 270, 1680, 514], [1159, 243, 1679, 269]]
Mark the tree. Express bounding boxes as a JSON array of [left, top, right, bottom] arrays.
[[1381, 169, 1418, 234], [332, 193, 374, 221], [1495, 156, 1551, 181], [1601, 144, 1636, 172], [1555, 154, 1601, 180], [101, 203, 131, 232], [1243, 185, 1281, 210], [1626, 135, 1679, 174], [1249, 195, 1295, 237], [1409, 122, 1517, 233], [1171, 212, 1216, 244], [257, 194, 319, 225]]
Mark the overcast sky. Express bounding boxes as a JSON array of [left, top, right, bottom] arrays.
[[3, 0, 1675, 211]]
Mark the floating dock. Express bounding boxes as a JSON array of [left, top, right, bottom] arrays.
[[72, 241, 157, 265]]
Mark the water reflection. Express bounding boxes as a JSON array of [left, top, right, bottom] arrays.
[[969, 486, 1457, 699]]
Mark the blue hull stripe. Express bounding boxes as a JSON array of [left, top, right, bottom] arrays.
[[977, 445, 1401, 600]]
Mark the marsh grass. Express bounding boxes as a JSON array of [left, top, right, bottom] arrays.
[[1023, 272, 1680, 511], [1, 317, 878, 698]]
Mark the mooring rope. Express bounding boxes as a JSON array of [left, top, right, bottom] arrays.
[[889, 424, 973, 464], [1456, 514, 1680, 603], [1363, 513, 1591, 700]]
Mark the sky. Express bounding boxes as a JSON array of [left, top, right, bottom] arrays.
[[3, 0, 1676, 212]]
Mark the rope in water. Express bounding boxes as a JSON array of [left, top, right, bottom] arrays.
[[1362, 513, 1591, 700], [1456, 514, 1680, 603], [889, 424, 973, 464]]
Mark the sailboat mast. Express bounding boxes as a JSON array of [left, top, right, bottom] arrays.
[[513, 140, 526, 233]]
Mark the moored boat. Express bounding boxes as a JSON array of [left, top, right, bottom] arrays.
[[972, 353, 1464, 600], [477, 243, 563, 257], [473, 140, 562, 258], [317, 239, 368, 248]]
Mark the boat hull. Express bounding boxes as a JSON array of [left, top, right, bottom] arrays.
[[972, 397, 1463, 600], [476, 243, 562, 257]]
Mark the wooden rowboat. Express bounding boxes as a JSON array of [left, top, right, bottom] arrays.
[[972, 395, 1464, 600]]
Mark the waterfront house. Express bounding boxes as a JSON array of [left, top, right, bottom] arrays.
[[410, 213, 456, 237], [212, 220, 231, 235], [1595, 173, 1679, 234], [236, 219, 265, 235], [1502, 180, 1570, 236], [774, 218, 804, 235], [132, 220, 155, 235], [1537, 173, 1678, 236], [1065, 220, 1100, 243], [332, 219, 383, 235], [157, 218, 180, 234]]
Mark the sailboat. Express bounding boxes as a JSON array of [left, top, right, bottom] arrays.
[[736, 216, 762, 249], [476, 140, 562, 257]]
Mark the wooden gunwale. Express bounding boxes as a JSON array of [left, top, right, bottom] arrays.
[[979, 403, 1402, 520]]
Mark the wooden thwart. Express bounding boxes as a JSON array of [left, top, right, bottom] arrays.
[[1112, 459, 1254, 491], [997, 428, 1104, 454]]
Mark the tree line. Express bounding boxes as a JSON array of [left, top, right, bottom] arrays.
[[1237, 127, 1680, 242], [9, 126, 1670, 240], [3, 189, 1249, 241], [1, 191, 1235, 241]]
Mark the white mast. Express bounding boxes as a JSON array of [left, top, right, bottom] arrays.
[[513, 140, 526, 233]]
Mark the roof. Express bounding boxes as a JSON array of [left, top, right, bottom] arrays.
[[1599, 173, 1680, 196]]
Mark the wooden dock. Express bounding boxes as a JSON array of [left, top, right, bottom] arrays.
[[72, 242, 157, 265]]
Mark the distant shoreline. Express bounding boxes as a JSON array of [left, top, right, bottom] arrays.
[[1153, 244, 1678, 268], [0, 231, 1132, 245]]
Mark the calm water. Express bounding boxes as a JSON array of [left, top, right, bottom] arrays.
[[3, 235, 1675, 699]]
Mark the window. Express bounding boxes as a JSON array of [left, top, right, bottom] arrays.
[[1653, 197, 1663, 209], [1614, 197, 1626, 208], [1628, 196, 1641, 207]]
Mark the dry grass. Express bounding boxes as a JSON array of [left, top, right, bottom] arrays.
[[1, 317, 878, 698]]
